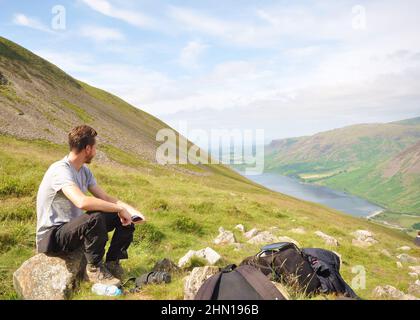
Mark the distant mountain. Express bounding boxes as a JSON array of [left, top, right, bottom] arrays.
[[265, 118, 420, 214]]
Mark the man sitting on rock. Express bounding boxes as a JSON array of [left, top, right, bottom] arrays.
[[36, 125, 146, 286]]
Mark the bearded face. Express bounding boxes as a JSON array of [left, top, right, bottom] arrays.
[[84, 143, 97, 164]]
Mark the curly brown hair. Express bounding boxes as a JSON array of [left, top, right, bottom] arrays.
[[68, 125, 97, 153]]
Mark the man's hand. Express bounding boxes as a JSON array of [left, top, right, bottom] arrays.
[[126, 207, 147, 224], [88, 184, 147, 225], [118, 208, 132, 226]]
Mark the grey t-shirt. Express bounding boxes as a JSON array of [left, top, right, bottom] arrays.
[[36, 155, 97, 248]]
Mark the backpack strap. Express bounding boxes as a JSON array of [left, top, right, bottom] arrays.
[[194, 271, 223, 300], [235, 265, 285, 300]]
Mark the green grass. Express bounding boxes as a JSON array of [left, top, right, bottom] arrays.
[[0, 84, 27, 105], [0, 134, 419, 300], [61, 99, 94, 123], [0, 36, 80, 89], [264, 120, 420, 217]]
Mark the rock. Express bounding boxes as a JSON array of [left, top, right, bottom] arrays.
[[398, 246, 411, 251], [13, 251, 86, 300], [247, 231, 278, 244], [408, 280, 420, 297], [244, 228, 259, 239], [372, 285, 418, 300], [183, 266, 219, 300], [196, 247, 221, 265], [152, 258, 180, 273], [372, 285, 404, 299], [315, 231, 339, 247], [178, 247, 222, 268], [381, 249, 392, 258], [213, 227, 236, 245], [234, 224, 245, 233], [290, 227, 306, 235], [352, 230, 374, 239], [396, 254, 419, 264], [351, 230, 377, 248], [396, 261, 403, 269], [408, 272, 419, 279], [408, 266, 420, 275], [277, 236, 300, 247], [178, 250, 197, 268], [0, 72, 8, 85]]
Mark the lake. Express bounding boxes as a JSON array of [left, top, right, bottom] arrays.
[[235, 171, 384, 217]]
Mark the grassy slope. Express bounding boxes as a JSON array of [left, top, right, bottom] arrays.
[[1, 134, 419, 300], [265, 120, 420, 222], [0, 36, 418, 300]]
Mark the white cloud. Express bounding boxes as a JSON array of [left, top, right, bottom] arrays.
[[24, 1, 420, 143], [81, 0, 156, 28], [80, 25, 125, 42], [34, 50, 95, 73], [167, 4, 350, 48], [179, 41, 208, 68], [12, 13, 52, 33]]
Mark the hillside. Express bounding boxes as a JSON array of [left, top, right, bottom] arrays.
[[0, 37, 419, 300], [0, 36, 243, 181], [265, 119, 420, 223]]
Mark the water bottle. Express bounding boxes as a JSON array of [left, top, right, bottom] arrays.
[[91, 283, 122, 296]]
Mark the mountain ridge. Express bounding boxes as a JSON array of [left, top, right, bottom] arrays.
[[265, 117, 420, 226]]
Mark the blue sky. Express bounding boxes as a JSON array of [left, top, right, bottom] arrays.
[[1, 0, 420, 143]]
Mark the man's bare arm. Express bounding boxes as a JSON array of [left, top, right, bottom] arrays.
[[89, 185, 146, 222], [62, 184, 123, 213]]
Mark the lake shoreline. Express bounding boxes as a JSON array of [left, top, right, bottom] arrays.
[[233, 168, 385, 218]]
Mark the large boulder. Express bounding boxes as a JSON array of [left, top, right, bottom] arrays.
[[396, 254, 419, 264], [372, 285, 418, 300], [315, 231, 339, 247], [244, 228, 259, 239], [13, 250, 86, 300], [351, 230, 378, 248], [408, 266, 420, 276], [397, 246, 411, 251], [178, 247, 221, 268], [408, 280, 420, 297], [247, 231, 278, 244], [213, 227, 236, 245], [183, 266, 219, 300]]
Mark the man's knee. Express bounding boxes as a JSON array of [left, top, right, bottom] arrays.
[[86, 212, 109, 239], [125, 224, 135, 233]]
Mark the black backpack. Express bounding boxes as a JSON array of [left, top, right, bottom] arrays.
[[240, 242, 321, 295], [302, 248, 360, 299], [195, 264, 286, 300]]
